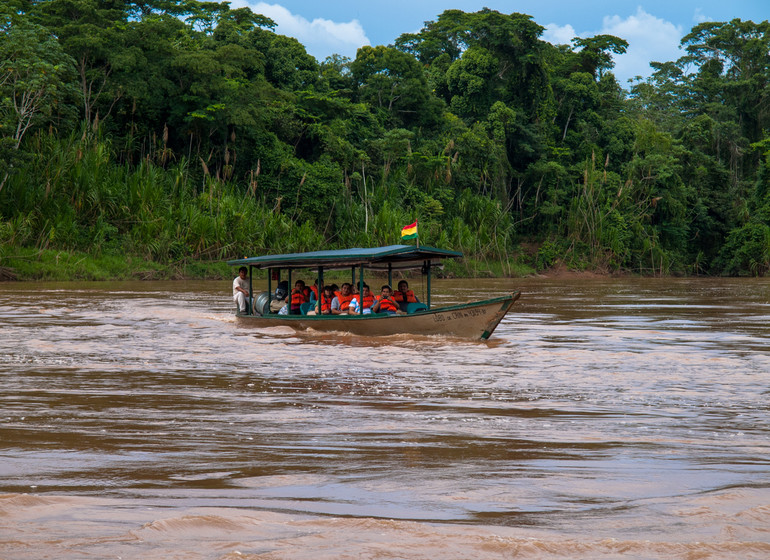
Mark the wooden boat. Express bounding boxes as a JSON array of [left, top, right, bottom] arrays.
[[227, 245, 521, 340]]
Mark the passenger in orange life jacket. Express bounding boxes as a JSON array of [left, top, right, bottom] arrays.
[[348, 284, 374, 315], [319, 285, 335, 314], [331, 283, 354, 315], [372, 285, 404, 315], [393, 280, 418, 311], [309, 280, 319, 302], [290, 279, 308, 315]]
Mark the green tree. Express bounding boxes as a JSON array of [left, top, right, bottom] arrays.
[[0, 9, 76, 192], [445, 46, 499, 120], [351, 45, 441, 129], [571, 35, 628, 79], [679, 19, 770, 144], [30, 0, 134, 127]]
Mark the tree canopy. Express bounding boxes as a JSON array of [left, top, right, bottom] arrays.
[[1, 4, 769, 277]]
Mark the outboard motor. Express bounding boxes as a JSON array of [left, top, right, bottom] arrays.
[[274, 280, 288, 301]]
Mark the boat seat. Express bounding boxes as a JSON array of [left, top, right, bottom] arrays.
[[300, 302, 315, 315], [406, 302, 428, 314]]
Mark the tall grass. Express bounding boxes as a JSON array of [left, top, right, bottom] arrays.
[[0, 130, 299, 261], [1, 128, 527, 278]]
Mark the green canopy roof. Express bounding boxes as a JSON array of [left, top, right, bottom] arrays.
[[227, 245, 462, 270]]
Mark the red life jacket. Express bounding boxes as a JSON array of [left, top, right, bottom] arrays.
[[375, 295, 399, 313], [393, 289, 417, 303], [320, 294, 333, 313]]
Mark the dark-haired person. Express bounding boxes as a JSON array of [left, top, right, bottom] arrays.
[[349, 284, 374, 315], [393, 280, 418, 311], [331, 283, 354, 315], [290, 279, 308, 315], [372, 285, 403, 315], [319, 285, 336, 314], [232, 266, 250, 313]]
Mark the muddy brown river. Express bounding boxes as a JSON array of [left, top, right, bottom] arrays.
[[1, 277, 769, 559]]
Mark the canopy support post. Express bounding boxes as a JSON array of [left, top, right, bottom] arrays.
[[359, 263, 365, 310], [287, 268, 292, 314], [426, 260, 432, 310], [247, 266, 253, 315]]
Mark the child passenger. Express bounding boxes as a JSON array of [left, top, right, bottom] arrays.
[[318, 285, 335, 314]]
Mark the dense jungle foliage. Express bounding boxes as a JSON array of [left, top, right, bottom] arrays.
[[1, 0, 769, 278]]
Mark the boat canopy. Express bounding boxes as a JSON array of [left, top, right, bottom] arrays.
[[227, 244, 462, 271]]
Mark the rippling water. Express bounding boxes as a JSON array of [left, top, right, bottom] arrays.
[[1, 277, 769, 559]]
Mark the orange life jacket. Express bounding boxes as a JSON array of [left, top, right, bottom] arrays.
[[320, 294, 333, 313], [309, 285, 318, 300], [352, 293, 374, 312], [291, 288, 308, 307], [393, 289, 417, 303], [334, 291, 355, 311], [375, 295, 399, 313]]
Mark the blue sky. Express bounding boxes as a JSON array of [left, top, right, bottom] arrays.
[[231, 1, 768, 86]]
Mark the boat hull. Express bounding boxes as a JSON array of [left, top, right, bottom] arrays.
[[235, 292, 520, 340]]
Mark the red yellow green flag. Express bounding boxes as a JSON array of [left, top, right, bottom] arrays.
[[401, 221, 418, 240]]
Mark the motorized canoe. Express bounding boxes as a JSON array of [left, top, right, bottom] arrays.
[[227, 245, 521, 340]]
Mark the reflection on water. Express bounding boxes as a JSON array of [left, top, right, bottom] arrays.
[[1, 277, 769, 559]]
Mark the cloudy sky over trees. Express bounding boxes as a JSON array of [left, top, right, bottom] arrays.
[[231, 0, 767, 85]]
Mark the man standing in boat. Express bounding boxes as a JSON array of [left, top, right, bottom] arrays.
[[233, 266, 250, 314]]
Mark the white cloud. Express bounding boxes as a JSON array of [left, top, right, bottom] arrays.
[[693, 8, 710, 24], [542, 7, 684, 87], [542, 23, 577, 46], [231, 2, 370, 61], [600, 7, 683, 84]]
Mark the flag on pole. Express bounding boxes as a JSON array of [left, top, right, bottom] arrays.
[[401, 221, 418, 240]]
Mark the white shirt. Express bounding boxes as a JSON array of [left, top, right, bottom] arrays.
[[349, 296, 372, 314], [233, 275, 248, 297]]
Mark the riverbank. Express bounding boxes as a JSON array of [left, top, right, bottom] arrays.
[[0, 247, 537, 282], [0, 248, 232, 282]]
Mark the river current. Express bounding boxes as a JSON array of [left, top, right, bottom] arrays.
[[1, 277, 769, 559]]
